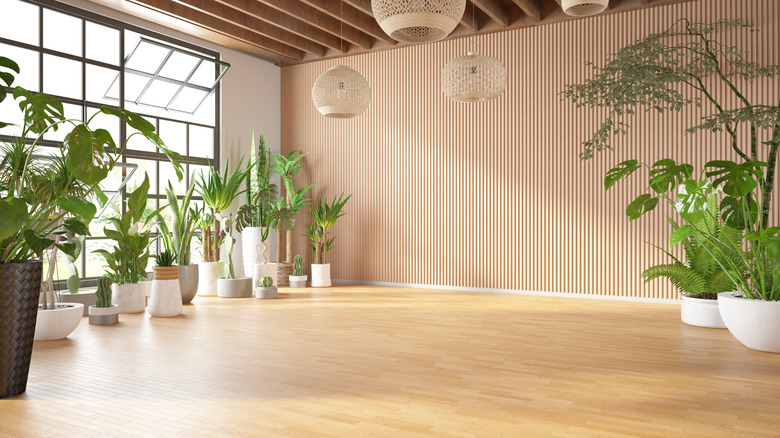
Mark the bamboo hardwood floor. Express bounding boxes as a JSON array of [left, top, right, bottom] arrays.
[[2, 285, 779, 437]]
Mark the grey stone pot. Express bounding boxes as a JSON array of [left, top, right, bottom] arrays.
[[58, 291, 97, 316], [178, 264, 199, 304], [255, 286, 278, 299], [289, 275, 307, 288]]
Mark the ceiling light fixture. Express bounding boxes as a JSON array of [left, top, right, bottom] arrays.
[[560, 0, 609, 17], [372, 0, 466, 43]]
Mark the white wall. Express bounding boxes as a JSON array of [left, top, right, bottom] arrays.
[[58, 0, 282, 277]]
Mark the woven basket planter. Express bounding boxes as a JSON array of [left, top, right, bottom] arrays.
[[1, 261, 43, 399]]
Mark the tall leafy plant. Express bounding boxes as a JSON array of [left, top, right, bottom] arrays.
[[305, 193, 351, 265], [270, 151, 316, 263], [158, 181, 197, 265], [239, 132, 277, 231]]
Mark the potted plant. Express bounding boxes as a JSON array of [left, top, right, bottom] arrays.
[[216, 213, 252, 297], [0, 55, 181, 398], [94, 173, 166, 314], [88, 275, 118, 326], [148, 250, 182, 317], [270, 150, 316, 284], [305, 193, 351, 287], [158, 181, 198, 304], [56, 233, 95, 316], [289, 254, 307, 288], [255, 275, 277, 299], [195, 158, 250, 295]]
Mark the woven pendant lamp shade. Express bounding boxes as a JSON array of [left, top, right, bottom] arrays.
[[311, 65, 371, 118], [561, 0, 608, 16], [371, 0, 466, 43], [441, 51, 507, 102]]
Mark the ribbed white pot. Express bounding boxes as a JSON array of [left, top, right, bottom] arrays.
[[254, 263, 278, 290], [681, 295, 726, 329], [113, 283, 146, 314], [217, 278, 252, 298], [289, 275, 308, 288], [311, 264, 331, 287], [148, 267, 182, 317], [718, 292, 780, 353], [242, 227, 265, 278], [34, 303, 84, 341], [197, 261, 224, 296]]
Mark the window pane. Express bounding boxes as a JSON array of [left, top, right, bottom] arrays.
[[0, 43, 40, 92], [92, 193, 121, 236], [124, 72, 151, 102], [189, 126, 214, 159], [189, 60, 221, 88], [86, 239, 112, 278], [158, 119, 186, 155], [159, 51, 199, 81], [43, 103, 82, 142], [138, 79, 179, 108], [160, 160, 185, 196], [169, 88, 209, 113], [86, 21, 120, 65], [125, 117, 158, 152], [126, 159, 157, 195], [0, 1, 40, 46], [126, 41, 170, 74], [43, 54, 82, 100], [0, 94, 22, 137], [43, 9, 82, 56], [86, 65, 121, 105]]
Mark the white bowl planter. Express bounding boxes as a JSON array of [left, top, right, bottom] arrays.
[[311, 264, 331, 287], [34, 303, 84, 341], [718, 292, 780, 353], [681, 295, 726, 329], [148, 266, 183, 317], [253, 263, 278, 291], [289, 275, 308, 288], [113, 283, 146, 314], [217, 278, 252, 298], [197, 261, 224, 296], [255, 286, 278, 299], [178, 264, 199, 304], [89, 305, 119, 325]]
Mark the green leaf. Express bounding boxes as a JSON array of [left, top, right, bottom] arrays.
[[704, 160, 767, 197], [670, 225, 693, 248], [649, 159, 693, 193], [22, 229, 54, 259], [721, 196, 758, 229], [0, 197, 28, 242], [626, 194, 659, 220], [65, 125, 109, 185], [54, 241, 78, 259], [57, 196, 97, 224], [675, 179, 711, 224], [62, 218, 90, 237], [127, 173, 150, 223], [13, 87, 64, 134], [604, 160, 640, 191]]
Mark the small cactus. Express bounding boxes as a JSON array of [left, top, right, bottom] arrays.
[[292, 254, 303, 276], [261, 275, 273, 287], [95, 275, 113, 308]]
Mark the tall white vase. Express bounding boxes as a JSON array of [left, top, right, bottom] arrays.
[[149, 266, 182, 317], [197, 261, 224, 296], [311, 264, 331, 287], [242, 227, 264, 279], [113, 283, 146, 314]]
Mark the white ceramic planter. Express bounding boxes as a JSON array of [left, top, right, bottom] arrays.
[[311, 264, 331, 287], [113, 283, 146, 314], [255, 286, 278, 299], [197, 261, 224, 296], [58, 291, 96, 316], [681, 295, 726, 329], [242, 227, 265, 279], [89, 305, 119, 325], [34, 303, 84, 341], [148, 267, 182, 317], [254, 263, 278, 290], [178, 264, 199, 304], [289, 275, 308, 288], [217, 278, 252, 298], [718, 292, 780, 353]]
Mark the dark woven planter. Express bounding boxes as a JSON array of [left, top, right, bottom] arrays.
[[0, 261, 42, 399]]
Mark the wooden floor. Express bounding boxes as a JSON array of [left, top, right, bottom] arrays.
[[3, 285, 779, 437]]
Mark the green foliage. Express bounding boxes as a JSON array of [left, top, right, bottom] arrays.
[[196, 158, 249, 262], [293, 254, 303, 276], [64, 234, 83, 294], [261, 275, 273, 287], [153, 250, 176, 267], [95, 275, 113, 308], [307, 193, 351, 264], [221, 214, 238, 279], [237, 132, 278, 234], [158, 181, 197, 265]]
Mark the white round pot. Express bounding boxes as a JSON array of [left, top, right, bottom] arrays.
[[217, 277, 252, 298], [34, 303, 84, 341], [197, 261, 224, 296], [148, 266, 182, 317], [254, 263, 278, 290], [718, 292, 780, 353], [289, 275, 308, 288], [58, 291, 96, 316], [255, 286, 278, 299], [681, 295, 726, 329], [178, 264, 199, 304], [112, 283, 146, 314], [311, 264, 331, 287], [89, 305, 119, 325], [242, 227, 265, 279]]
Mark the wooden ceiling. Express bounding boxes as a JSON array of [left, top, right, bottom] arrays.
[[88, 0, 694, 66]]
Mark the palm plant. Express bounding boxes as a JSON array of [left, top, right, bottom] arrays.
[[270, 150, 316, 263], [158, 181, 197, 265], [306, 193, 351, 264], [195, 158, 250, 263]]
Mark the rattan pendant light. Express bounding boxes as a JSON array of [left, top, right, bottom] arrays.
[[372, 0, 466, 43], [311, 1, 371, 118], [441, 5, 506, 102], [561, 0, 608, 17]]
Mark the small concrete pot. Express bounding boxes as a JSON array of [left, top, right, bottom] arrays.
[[255, 286, 278, 299], [217, 278, 252, 298], [89, 305, 119, 325], [289, 275, 308, 288]]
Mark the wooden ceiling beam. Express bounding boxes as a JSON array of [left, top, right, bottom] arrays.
[[299, 0, 396, 45], [343, 0, 373, 16], [259, 0, 374, 50], [512, 0, 541, 21], [471, 0, 510, 26], [127, 0, 304, 61], [215, 0, 343, 52], [171, 0, 326, 56]]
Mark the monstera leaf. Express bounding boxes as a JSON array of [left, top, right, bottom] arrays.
[[720, 195, 759, 229], [0, 56, 20, 128], [675, 179, 712, 224], [626, 194, 659, 220], [649, 159, 693, 193], [604, 160, 641, 191], [13, 87, 64, 134], [705, 160, 766, 197]]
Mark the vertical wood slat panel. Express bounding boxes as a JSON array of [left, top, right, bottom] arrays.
[[280, 0, 780, 300]]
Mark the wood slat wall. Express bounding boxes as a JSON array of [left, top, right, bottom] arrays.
[[280, 0, 780, 300]]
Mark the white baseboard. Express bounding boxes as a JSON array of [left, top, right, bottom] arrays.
[[331, 278, 681, 304]]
